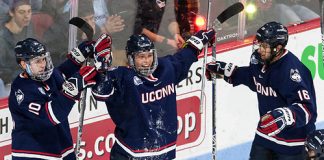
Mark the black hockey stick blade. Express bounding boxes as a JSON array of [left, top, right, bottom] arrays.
[[69, 17, 94, 40], [217, 2, 244, 24]]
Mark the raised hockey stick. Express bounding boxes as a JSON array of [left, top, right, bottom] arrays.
[[320, 0, 324, 68], [201, 2, 244, 160], [200, 2, 244, 112], [69, 17, 94, 157], [69, 17, 94, 41]]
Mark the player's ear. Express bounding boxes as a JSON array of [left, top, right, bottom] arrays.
[[19, 61, 27, 70], [274, 45, 284, 53]]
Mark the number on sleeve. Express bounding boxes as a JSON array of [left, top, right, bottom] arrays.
[[28, 103, 41, 115], [297, 90, 310, 101]]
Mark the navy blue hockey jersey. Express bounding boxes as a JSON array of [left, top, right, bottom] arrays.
[[231, 50, 317, 154], [8, 60, 80, 160], [92, 47, 198, 159]]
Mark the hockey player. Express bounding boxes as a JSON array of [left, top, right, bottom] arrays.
[[91, 30, 215, 159], [305, 129, 324, 160], [8, 38, 97, 159], [205, 21, 317, 160]]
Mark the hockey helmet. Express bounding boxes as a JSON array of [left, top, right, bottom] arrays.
[[253, 21, 288, 64], [15, 38, 54, 81], [125, 34, 158, 76], [255, 21, 288, 48], [305, 129, 324, 160]]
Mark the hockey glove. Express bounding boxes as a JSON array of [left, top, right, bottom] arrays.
[[305, 129, 324, 159], [94, 33, 113, 72], [258, 107, 295, 136], [205, 61, 236, 82], [62, 66, 97, 100], [185, 29, 215, 52], [68, 41, 95, 65]]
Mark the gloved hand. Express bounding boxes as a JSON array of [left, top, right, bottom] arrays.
[[205, 61, 236, 81], [68, 41, 95, 65], [258, 107, 295, 136], [91, 74, 114, 101], [186, 28, 215, 51], [62, 66, 97, 100], [305, 129, 324, 158], [93, 33, 113, 72]]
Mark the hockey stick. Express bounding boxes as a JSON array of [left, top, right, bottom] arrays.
[[320, 0, 324, 69], [69, 17, 94, 157], [200, 2, 244, 112], [200, 2, 244, 160], [69, 17, 94, 41]]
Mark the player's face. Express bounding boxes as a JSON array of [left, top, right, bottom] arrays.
[[10, 5, 32, 28], [257, 42, 272, 62], [134, 51, 154, 71], [29, 56, 47, 74]]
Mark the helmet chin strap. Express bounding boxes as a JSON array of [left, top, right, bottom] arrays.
[[25, 64, 33, 77], [265, 46, 283, 65]]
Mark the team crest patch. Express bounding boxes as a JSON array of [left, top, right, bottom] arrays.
[[38, 87, 46, 95], [290, 69, 302, 82], [134, 76, 143, 86], [15, 89, 24, 105]]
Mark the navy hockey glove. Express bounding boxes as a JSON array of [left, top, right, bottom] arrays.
[[94, 33, 113, 72], [62, 66, 97, 100], [305, 129, 324, 159], [68, 41, 95, 65], [205, 61, 236, 82], [258, 107, 295, 136], [186, 29, 215, 52]]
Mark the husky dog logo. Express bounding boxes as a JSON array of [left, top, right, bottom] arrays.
[[134, 76, 143, 86], [15, 89, 24, 105], [290, 69, 302, 83]]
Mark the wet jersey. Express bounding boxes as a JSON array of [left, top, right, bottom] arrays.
[[231, 50, 317, 154], [92, 47, 198, 159]]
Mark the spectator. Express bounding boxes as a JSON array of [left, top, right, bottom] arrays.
[[0, 0, 34, 85], [4, 0, 42, 12], [134, 0, 185, 56], [175, 0, 200, 40], [43, 0, 126, 66], [43, 0, 98, 66], [94, 0, 134, 66], [93, 0, 125, 34], [41, 0, 70, 66]]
